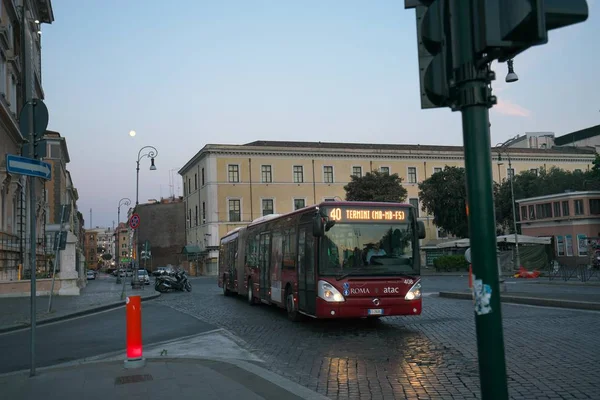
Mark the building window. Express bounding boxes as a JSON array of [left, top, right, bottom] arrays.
[[574, 199, 584, 215], [293, 166, 304, 183], [352, 166, 362, 178], [589, 199, 600, 215], [262, 199, 274, 216], [408, 167, 417, 183], [530, 168, 538, 176], [409, 198, 419, 217], [228, 165, 239, 183], [194, 173, 198, 190], [188, 178, 191, 193], [183, 181, 186, 196], [294, 198, 305, 210], [562, 201, 570, 216], [261, 165, 272, 183], [188, 209, 192, 227], [324, 166, 334, 183], [520, 206, 528, 221], [553, 202, 561, 218], [380, 167, 390, 175], [574, 169, 582, 173], [201, 168, 205, 186], [228, 199, 241, 222], [202, 201, 206, 223], [433, 167, 442, 174], [195, 205, 198, 226], [536, 203, 552, 219], [437, 228, 448, 239], [528, 205, 535, 220]]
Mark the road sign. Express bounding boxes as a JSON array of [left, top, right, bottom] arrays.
[[129, 213, 140, 229], [19, 99, 49, 140], [6, 154, 52, 180]]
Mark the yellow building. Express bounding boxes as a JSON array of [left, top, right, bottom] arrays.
[[179, 140, 595, 274]]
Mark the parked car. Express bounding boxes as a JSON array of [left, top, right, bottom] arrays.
[[86, 270, 95, 280], [136, 269, 150, 285]]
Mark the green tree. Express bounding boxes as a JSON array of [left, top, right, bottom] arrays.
[[344, 170, 408, 202], [101, 253, 113, 261], [418, 166, 470, 238]]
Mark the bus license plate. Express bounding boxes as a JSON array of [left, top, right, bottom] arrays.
[[368, 309, 383, 315]]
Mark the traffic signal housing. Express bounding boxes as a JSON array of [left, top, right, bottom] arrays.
[[405, 0, 454, 109], [473, 0, 589, 63]]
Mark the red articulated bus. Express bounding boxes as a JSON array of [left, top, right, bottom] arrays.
[[218, 201, 426, 321]]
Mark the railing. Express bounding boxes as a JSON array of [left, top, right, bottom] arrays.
[[547, 261, 600, 283], [0, 235, 49, 281]]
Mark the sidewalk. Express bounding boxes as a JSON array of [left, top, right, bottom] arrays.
[[439, 287, 600, 311], [0, 274, 159, 333], [0, 357, 329, 400]]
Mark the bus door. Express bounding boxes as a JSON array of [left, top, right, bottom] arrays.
[[297, 225, 316, 315], [259, 232, 271, 301]]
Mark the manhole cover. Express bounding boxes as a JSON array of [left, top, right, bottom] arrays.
[[115, 374, 153, 385]]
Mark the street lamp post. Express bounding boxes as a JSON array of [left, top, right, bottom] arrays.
[[497, 137, 521, 276], [132, 146, 158, 287], [117, 198, 131, 297]]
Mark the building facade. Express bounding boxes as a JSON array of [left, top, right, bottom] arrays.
[[179, 140, 595, 274], [83, 230, 98, 269], [0, 1, 54, 295], [135, 198, 186, 272], [114, 222, 129, 268], [517, 191, 600, 267]]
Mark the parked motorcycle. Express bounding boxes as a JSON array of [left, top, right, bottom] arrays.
[[155, 269, 191, 293]]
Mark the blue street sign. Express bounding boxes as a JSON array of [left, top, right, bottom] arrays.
[[6, 154, 52, 180]]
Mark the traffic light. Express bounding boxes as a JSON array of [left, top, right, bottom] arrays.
[[473, 0, 589, 63], [405, 0, 453, 109]]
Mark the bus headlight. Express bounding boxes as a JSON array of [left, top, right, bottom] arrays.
[[405, 281, 422, 301], [318, 280, 345, 302]]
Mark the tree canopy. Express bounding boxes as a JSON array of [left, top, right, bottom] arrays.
[[419, 163, 600, 238], [418, 166, 470, 238], [344, 170, 408, 203]]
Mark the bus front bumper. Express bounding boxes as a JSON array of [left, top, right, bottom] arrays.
[[315, 297, 422, 319]]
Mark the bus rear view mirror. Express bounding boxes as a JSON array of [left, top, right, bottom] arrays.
[[313, 215, 324, 237], [417, 221, 426, 239]]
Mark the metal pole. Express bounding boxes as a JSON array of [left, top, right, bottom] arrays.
[[134, 160, 140, 285], [117, 205, 122, 285], [28, 108, 37, 378], [508, 155, 521, 269], [450, 1, 508, 398], [48, 204, 66, 312]]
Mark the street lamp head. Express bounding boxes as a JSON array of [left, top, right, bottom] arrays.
[[150, 158, 157, 171], [505, 59, 518, 83]]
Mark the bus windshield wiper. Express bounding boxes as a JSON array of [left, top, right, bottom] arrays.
[[335, 269, 368, 281]]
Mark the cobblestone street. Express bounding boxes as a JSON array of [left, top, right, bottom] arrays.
[[157, 277, 600, 400]]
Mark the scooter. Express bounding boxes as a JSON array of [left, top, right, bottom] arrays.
[[155, 269, 191, 293]]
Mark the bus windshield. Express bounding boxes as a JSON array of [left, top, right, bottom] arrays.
[[320, 222, 419, 278]]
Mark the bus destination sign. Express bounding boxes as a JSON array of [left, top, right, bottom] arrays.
[[326, 207, 407, 222]]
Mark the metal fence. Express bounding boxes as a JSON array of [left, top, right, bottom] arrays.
[[0, 235, 49, 281]]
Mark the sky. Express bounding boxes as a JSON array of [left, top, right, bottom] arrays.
[[40, 0, 600, 229]]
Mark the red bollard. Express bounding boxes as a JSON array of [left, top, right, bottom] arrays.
[[124, 295, 145, 368], [468, 264, 473, 288]]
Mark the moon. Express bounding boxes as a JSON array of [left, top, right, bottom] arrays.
[[129, 130, 136, 137]]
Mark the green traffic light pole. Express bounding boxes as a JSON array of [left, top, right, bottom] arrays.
[[449, 2, 509, 399]]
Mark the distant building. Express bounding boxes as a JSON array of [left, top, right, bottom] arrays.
[[114, 222, 130, 268], [83, 230, 98, 268], [179, 139, 595, 272], [517, 191, 600, 267], [554, 125, 600, 154], [135, 198, 186, 272]]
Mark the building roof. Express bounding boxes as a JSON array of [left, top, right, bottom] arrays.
[[179, 139, 596, 175], [554, 125, 600, 146], [516, 191, 600, 204]]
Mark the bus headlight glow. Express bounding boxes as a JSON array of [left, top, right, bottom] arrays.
[[318, 280, 345, 302], [405, 281, 422, 301]]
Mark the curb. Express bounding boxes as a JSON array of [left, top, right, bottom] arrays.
[[0, 292, 161, 334], [439, 291, 600, 311]]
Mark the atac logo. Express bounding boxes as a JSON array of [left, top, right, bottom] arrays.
[[383, 287, 399, 294], [349, 287, 370, 295]]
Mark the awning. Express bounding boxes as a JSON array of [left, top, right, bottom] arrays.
[[181, 245, 202, 255]]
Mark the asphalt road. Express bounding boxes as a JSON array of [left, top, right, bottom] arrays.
[[155, 276, 600, 400], [0, 302, 215, 374]]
